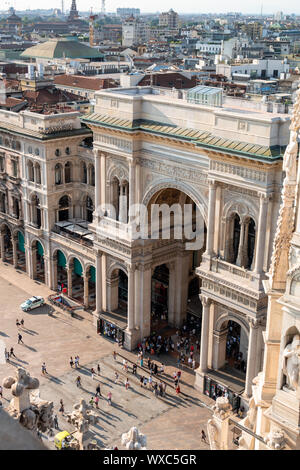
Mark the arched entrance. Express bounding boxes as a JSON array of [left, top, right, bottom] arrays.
[[151, 264, 169, 330], [0, 224, 12, 263], [58, 196, 71, 221], [146, 187, 207, 332], [32, 240, 45, 282], [69, 257, 84, 302], [56, 249, 67, 291], [87, 265, 96, 309], [16, 231, 26, 271]]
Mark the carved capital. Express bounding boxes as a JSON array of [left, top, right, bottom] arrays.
[[200, 295, 211, 307]]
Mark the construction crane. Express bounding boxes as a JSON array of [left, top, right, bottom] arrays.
[[89, 9, 98, 47]]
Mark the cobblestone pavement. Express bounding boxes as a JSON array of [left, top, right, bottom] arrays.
[[0, 262, 213, 450]]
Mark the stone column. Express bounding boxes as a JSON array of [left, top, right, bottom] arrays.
[[32, 247, 37, 280], [245, 317, 259, 397], [236, 220, 245, 267], [119, 183, 128, 223], [128, 160, 136, 223], [140, 264, 152, 340], [254, 193, 268, 273], [206, 180, 217, 256], [93, 252, 102, 326], [12, 235, 18, 268], [51, 255, 58, 291], [0, 230, 5, 260], [67, 264, 73, 298], [94, 150, 101, 214], [199, 296, 211, 372], [127, 265, 135, 330], [135, 160, 141, 205], [134, 266, 141, 329], [100, 152, 106, 206], [83, 271, 89, 308], [168, 261, 176, 326]]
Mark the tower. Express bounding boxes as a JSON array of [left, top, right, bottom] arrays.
[[101, 0, 106, 15], [61, 0, 64, 15], [69, 0, 79, 21]]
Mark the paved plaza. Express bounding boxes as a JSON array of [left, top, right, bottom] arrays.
[[0, 262, 213, 450]]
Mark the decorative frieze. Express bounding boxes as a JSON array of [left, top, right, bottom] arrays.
[[94, 134, 132, 153], [140, 158, 207, 185]]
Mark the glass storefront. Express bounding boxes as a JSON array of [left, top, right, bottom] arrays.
[[97, 318, 124, 345], [204, 376, 241, 411]]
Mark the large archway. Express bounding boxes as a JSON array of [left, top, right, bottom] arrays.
[[69, 257, 84, 302], [0, 224, 13, 264], [146, 187, 207, 334], [32, 240, 45, 282], [16, 231, 26, 271], [56, 249, 67, 291]]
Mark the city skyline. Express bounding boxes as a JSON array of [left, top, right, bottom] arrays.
[[3, 0, 300, 15]]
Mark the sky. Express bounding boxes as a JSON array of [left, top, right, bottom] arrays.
[[5, 0, 300, 15]]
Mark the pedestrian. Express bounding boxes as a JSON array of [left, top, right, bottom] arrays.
[[132, 363, 137, 375], [160, 364, 165, 375], [143, 377, 148, 387], [89, 397, 94, 407], [96, 384, 102, 397], [148, 375, 153, 389], [177, 370, 181, 382], [74, 356, 78, 368], [97, 364, 101, 375], [201, 429, 207, 443], [147, 357, 151, 369], [192, 359, 196, 370], [10, 347, 16, 358], [42, 362, 47, 375], [107, 391, 112, 406], [70, 357, 74, 368], [113, 351, 117, 361], [140, 376, 144, 387], [17, 333, 23, 344], [125, 378, 130, 390], [59, 399, 64, 415], [162, 382, 167, 397], [175, 384, 181, 395], [53, 414, 59, 430], [0, 385, 2, 398], [94, 395, 99, 409], [114, 371, 119, 383], [16, 319, 20, 328], [91, 367, 95, 380], [75, 355, 80, 367], [140, 356, 143, 367], [76, 376, 81, 387], [20, 319, 24, 328]]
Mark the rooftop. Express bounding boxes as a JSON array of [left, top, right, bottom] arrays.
[[21, 39, 104, 60]]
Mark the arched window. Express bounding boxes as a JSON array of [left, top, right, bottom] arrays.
[[32, 195, 41, 228], [35, 148, 40, 156], [246, 218, 256, 270], [65, 162, 72, 183], [0, 192, 6, 213], [65, 147, 71, 155], [232, 213, 240, 265], [28, 160, 34, 182], [58, 195, 70, 221], [35, 163, 41, 185], [89, 164, 95, 186], [55, 164, 62, 185], [55, 149, 61, 157], [81, 161, 87, 184], [28, 146, 33, 154], [86, 196, 94, 222]]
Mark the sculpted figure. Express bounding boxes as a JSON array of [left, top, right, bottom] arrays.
[[282, 131, 298, 183], [282, 334, 300, 391]]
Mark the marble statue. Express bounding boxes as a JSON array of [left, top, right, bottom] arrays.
[[282, 131, 298, 183], [2, 367, 54, 437], [282, 334, 300, 391], [264, 429, 285, 450], [121, 427, 147, 450]]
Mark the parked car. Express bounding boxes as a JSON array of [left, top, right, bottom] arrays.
[[20, 296, 45, 312]]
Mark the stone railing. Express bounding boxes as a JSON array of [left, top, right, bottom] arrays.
[[210, 257, 262, 289], [50, 231, 95, 259]]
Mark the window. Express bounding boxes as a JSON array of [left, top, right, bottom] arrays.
[[55, 164, 62, 185], [28, 146, 33, 154], [65, 162, 72, 183], [35, 148, 40, 156], [12, 160, 18, 178], [0, 155, 4, 172], [55, 149, 61, 157], [65, 147, 71, 155]]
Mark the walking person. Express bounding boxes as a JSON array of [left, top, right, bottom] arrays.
[[132, 363, 137, 375], [140, 376, 144, 387], [94, 395, 99, 409], [107, 391, 112, 406], [59, 399, 64, 415], [201, 429, 207, 443], [41, 362, 47, 375], [125, 378, 130, 390], [96, 384, 102, 397], [20, 319, 24, 328], [70, 357, 74, 368], [16, 319, 20, 328], [97, 364, 101, 375], [76, 376, 81, 387], [17, 333, 23, 344], [114, 371, 119, 384], [113, 351, 117, 361], [10, 347, 16, 358], [91, 367, 95, 380], [53, 414, 59, 430], [175, 384, 181, 395]]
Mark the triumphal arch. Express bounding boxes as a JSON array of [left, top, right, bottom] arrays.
[[83, 86, 290, 398]]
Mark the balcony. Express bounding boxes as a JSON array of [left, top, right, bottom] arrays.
[[52, 218, 94, 250], [198, 255, 264, 293]]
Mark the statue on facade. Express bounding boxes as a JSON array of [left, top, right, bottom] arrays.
[[282, 334, 300, 391], [282, 130, 298, 183]]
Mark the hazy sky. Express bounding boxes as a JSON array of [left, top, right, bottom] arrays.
[[6, 0, 300, 14]]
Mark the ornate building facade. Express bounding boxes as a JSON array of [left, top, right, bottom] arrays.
[[0, 86, 292, 404]]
